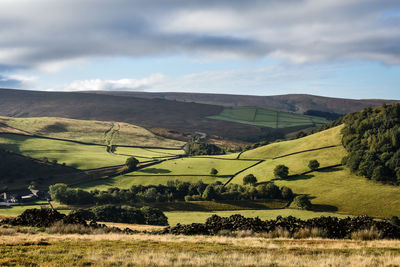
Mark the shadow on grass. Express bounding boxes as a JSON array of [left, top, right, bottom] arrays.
[[310, 204, 338, 212], [318, 167, 343, 173], [270, 174, 314, 182], [138, 168, 171, 174]]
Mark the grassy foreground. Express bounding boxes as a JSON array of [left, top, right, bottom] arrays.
[[0, 233, 399, 266]]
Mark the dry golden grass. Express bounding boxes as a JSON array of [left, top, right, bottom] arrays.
[[0, 233, 399, 266]]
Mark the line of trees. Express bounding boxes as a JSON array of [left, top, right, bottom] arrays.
[[49, 180, 294, 206]]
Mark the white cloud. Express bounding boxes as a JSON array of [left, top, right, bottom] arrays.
[[56, 73, 165, 91]]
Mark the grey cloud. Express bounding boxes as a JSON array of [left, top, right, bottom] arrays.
[[0, 0, 399, 70], [0, 75, 24, 88]]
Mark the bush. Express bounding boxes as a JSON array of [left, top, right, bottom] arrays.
[[126, 157, 139, 171], [351, 227, 382, 240], [243, 174, 257, 186], [140, 206, 168, 226], [202, 185, 217, 201], [293, 195, 312, 210], [308, 160, 320, 171], [274, 165, 289, 179], [280, 186, 293, 200]]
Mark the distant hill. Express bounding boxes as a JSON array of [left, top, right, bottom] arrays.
[[0, 89, 283, 143], [86, 91, 399, 115]]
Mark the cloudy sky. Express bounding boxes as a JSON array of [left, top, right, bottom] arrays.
[[0, 0, 399, 99]]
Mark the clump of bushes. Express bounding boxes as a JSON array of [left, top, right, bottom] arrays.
[[71, 205, 168, 226], [293, 195, 312, 210], [185, 141, 225, 156], [169, 214, 400, 239]]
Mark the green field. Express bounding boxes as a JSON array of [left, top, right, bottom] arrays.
[[77, 157, 259, 190], [165, 209, 349, 226], [208, 107, 329, 129], [239, 124, 343, 160], [0, 116, 184, 148], [226, 125, 400, 218], [0, 133, 181, 170], [77, 175, 229, 191]]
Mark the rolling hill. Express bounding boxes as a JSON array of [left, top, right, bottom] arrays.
[[0, 88, 316, 143], [86, 91, 399, 115]]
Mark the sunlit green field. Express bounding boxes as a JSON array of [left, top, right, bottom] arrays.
[[208, 107, 329, 128], [0, 116, 184, 148], [76, 175, 230, 191], [76, 157, 259, 190], [0, 134, 183, 169], [239, 125, 343, 159]]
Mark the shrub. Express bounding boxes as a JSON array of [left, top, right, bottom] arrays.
[[210, 168, 218, 175], [308, 160, 320, 171], [140, 206, 168, 226], [202, 185, 217, 201], [243, 174, 257, 186], [351, 227, 382, 240], [274, 165, 289, 179], [280, 186, 293, 200], [293, 195, 312, 210], [126, 157, 139, 171]]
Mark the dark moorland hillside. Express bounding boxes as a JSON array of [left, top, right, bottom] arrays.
[[0, 149, 83, 190], [85, 91, 399, 115], [0, 89, 278, 142]]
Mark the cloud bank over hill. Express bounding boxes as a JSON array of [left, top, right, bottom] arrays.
[[0, 0, 399, 71]]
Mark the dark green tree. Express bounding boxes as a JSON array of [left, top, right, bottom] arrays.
[[308, 160, 320, 171], [210, 168, 218, 175], [202, 185, 217, 200], [126, 157, 139, 171], [293, 195, 312, 210], [243, 174, 257, 186], [274, 165, 289, 179]]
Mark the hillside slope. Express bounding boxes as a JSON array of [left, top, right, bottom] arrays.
[[227, 125, 400, 217], [0, 116, 184, 148], [86, 91, 399, 114], [0, 89, 293, 142]]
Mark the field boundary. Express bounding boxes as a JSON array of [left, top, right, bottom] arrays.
[[223, 160, 265, 186], [0, 132, 185, 150]]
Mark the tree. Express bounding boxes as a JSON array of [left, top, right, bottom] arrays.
[[280, 186, 293, 200], [243, 174, 257, 186], [274, 165, 289, 179], [202, 185, 217, 200], [308, 160, 320, 171], [293, 195, 312, 210], [126, 157, 139, 171], [210, 168, 218, 176]]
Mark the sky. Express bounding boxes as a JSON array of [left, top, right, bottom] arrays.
[[0, 0, 400, 99]]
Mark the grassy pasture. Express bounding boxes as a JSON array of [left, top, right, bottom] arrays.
[[239, 124, 343, 160], [208, 106, 329, 129], [76, 175, 229, 191], [0, 133, 130, 169], [231, 146, 346, 183], [76, 157, 259, 190], [0, 133, 184, 170], [0, 116, 184, 148], [0, 234, 399, 266], [135, 157, 258, 176], [227, 125, 400, 218]]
